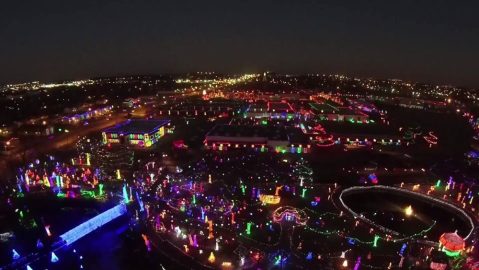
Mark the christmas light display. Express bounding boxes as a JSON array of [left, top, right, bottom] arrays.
[[208, 252, 215, 263], [122, 184, 129, 203], [50, 252, 59, 263], [102, 119, 169, 147], [439, 232, 465, 257], [246, 222, 253, 235], [272, 206, 308, 225], [259, 194, 281, 204], [59, 204, 127, 246], [373, 235, 380, 247], [10, 132, 477, 270], [12, 249, 20, 260]]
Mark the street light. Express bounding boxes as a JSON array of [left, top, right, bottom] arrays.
[[405, 205, 413, 216]]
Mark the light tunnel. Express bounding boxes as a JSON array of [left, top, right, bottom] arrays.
[[59, 203, 128, 246]]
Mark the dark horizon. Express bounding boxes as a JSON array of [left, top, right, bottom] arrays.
[[2, 71, 475, 90], [1, 0, 478, 88]]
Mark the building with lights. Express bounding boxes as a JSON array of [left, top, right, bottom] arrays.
[[102, 119, 170, 147], [244, 101, 300, 120], [62, 105, 113, 124], [204, 124, 310, 153], [395, 97, 448, 110], [309, 102, 369, 122]]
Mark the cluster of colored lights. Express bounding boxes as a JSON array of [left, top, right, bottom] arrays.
[[272, 206, 308, 226], [16, 157, 109, 201]]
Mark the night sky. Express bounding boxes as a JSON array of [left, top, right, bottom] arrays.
[[1, 1, 478, 87]]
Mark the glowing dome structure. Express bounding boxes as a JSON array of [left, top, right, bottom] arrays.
[[439, 232, 465, 257]]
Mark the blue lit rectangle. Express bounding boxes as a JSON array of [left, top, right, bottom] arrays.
[[60, 204, 127, 246]]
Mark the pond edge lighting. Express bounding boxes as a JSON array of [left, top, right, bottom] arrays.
[[338, 185, 475, 240]]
